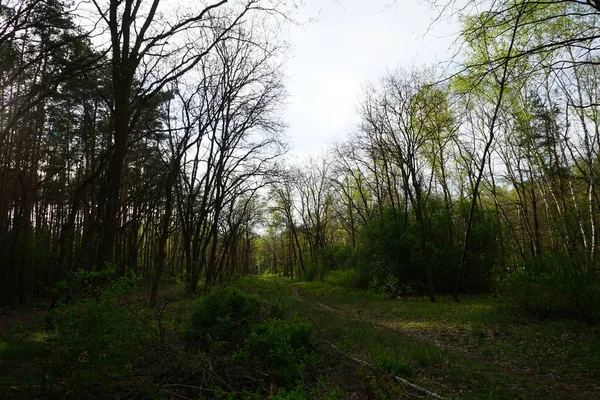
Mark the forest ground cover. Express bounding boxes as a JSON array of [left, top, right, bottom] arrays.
[[236, 276, 600, 399], [1, 275, 599, 399], [0, 278, 401, 399]]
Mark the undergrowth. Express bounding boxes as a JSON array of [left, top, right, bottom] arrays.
[[1, 278, 365, 399], [7, 274, 595, 399]]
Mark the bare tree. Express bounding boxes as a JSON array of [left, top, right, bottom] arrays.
[[358, 69, 454, 302], [90, 0, 287, 269]]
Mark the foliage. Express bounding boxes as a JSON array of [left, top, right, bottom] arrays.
[[506, 256, 600, 322], [245, 319, 314, 387], [185, 286, 318, 391], [303, 244, 354, 282], [303, 259, 323, 282], [49, 277, 154, 392], [340, 203, 499, 297], [353, 208, 421, 296], [4, 0, 600, 395], [52, 266, 117, 301], [320, 244, 354, 273], [185, 287, 263, 350], [325, 268, 363, 288], [452, 199, 502, 293], [0, 230, 53, 304]]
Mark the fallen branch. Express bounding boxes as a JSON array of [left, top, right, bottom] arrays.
[[327, 341, 446, 400], [162, 390, 193, 400], [160, 383, 214, 392]]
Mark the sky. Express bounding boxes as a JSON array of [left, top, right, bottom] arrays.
[[283, 0, 461, 161]]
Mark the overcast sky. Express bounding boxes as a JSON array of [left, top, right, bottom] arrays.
[[283, 0, 460, 160]]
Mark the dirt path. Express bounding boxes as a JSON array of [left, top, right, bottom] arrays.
[[292, 287, 458, 354], [291, 287, 597, 399]]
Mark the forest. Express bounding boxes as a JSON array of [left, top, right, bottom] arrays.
[[1, 0, 599, 399]]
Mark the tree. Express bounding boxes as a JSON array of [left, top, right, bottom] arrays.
[[0, 0, 106, 305], [296, 158, 334, 265], [433, 0, 600, 79], [90, 0, 286, 271], [271, 168, 306, 277], [358, 69, 456, 302]]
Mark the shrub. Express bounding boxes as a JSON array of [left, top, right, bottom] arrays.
[[185, 286, 318, 392], [304, 245, 354, 283], [185, 287, 263, 350], [246, 319, 314, 387], [304, 260, 322, 282], [353, 208, 422, 297], [330, 201, 501, 296], [373, 356, 414, 378], [50, 277, 152, 391], [320, 244, 353, 272], [506, 255, 600, 322], [324, 269, 362, 289]]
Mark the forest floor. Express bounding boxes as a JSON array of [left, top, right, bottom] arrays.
[[235, 276, 600, 400], [0, 303, 47, 334], [2, 277, 599, 399], [0, 284, 183, 334]]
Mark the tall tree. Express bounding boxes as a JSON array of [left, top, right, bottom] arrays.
[[91, 0, 282, 270]]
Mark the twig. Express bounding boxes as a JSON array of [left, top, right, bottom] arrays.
[[326, 341, 446, 400], [161, 383, 214, 392], [162, 390, 193, 400]]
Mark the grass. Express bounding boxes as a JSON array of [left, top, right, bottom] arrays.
[[2, 275, 599, 399], [296, 280, 513, 324], [285, 290, 525, 399], [0, 327, 52, 399], [235, 275, 600, 399]]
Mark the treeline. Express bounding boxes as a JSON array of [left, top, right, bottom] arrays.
[[2, 0, 600, 319], [0, 0, 289, 306], [259, 1, 600, 319]]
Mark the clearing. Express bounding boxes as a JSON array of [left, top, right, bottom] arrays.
[[238, 276, 600, 399]]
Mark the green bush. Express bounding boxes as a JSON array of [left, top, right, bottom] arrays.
[[353, 208, 422, 297], [185, 286, 318, 391], [185, 287, 263, 350], [324, 269, 362, 288], [304, 260, 322, 282], [454, 202, 501, 293], [321, 244, 353, 273], [246, 319, 314, 387], [304, 244, 354, 283], [51, 277, 152, 391], [373, 356, 414, 378], [506, 256, 600, 322], [326, 201, 501, 297]]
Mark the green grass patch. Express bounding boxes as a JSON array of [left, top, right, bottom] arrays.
[[248, 275, 599, 399], [2, 275, 597, 399]]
